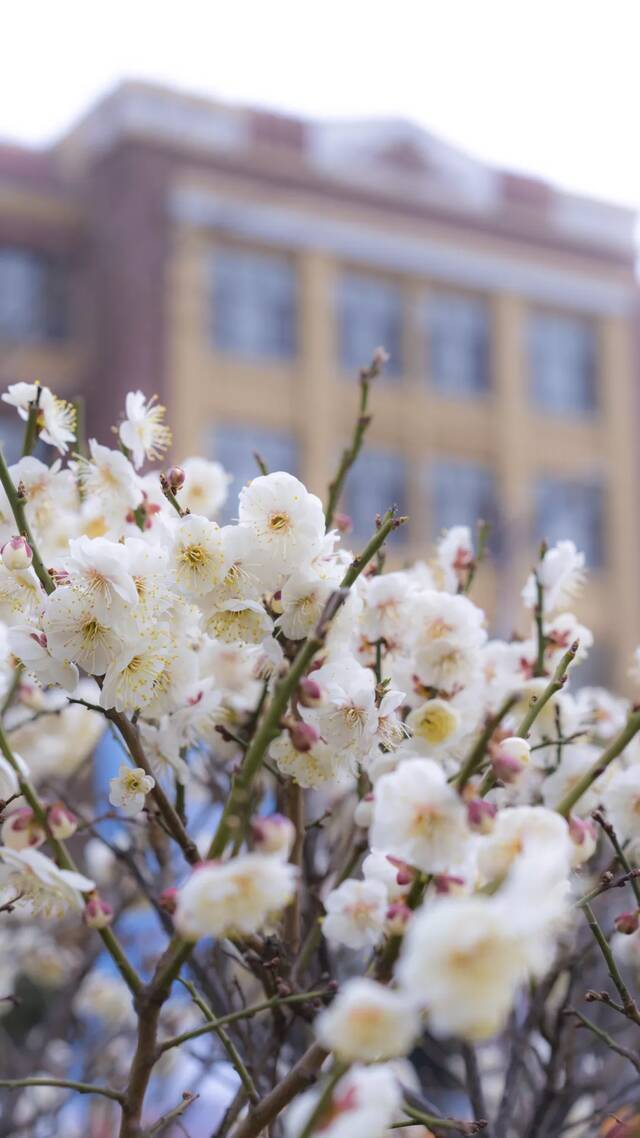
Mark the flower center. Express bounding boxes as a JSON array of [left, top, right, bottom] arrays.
[[268, 511, 291, 533], [182, 545, 206, 567]]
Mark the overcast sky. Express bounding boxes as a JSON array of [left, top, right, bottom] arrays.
[[4, 1, 639, 208]]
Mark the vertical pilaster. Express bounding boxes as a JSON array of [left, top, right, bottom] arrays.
[[493, 293, 530, 631], [600, 313, 640, 688], [297, 251, 337, 499]]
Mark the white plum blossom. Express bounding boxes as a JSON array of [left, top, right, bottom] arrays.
[[315, 978, 419, 1061], [301, 658, 378, 766], [75, 440, 142, 528], [174, 853, 297, 939], [108, 764, 155, 816], [238, 471, 325, 577], [180, 457, 231, 518], [284, 1063, 402, 1138], [66, 535, 138, 625], [477, 805, 571, 886], [118, 391, 171, 469], [522, 540, 586, 614], [170, 514, 228, 597], [2, 383, 76, 454], [397, 893, 533, 1040], [9, 625, 79, 692], [371, 758, 470, 874], [436, 524, 474, 593], [43, 586, 123, 676], [322, 877, 388, 950], [603, 764, 640, 843], [0, 847, 94, 917]]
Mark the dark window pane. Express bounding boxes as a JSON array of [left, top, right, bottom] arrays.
[[432, 457, 500, 554], [428, 292, 490, 396], [212, 423, 299, 522], [0, 249, 68, 343], [210, 248, 296, 360], [572, 642, 612, 690], [0, 414, 25, 464], [534, 476, 605, 568], [338, 273, 403, 378], [529, 311, 596, 415], [345, 449, 408, 544]]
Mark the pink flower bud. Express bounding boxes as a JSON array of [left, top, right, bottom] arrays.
[[386, 856, 416, 887], [333, 512, 353, 536], [467, 798, 497, 834], [287, 721, 319, 753], [84, 894, 113, 929], [490, 737, 530, 784], [166, 466, 185, 493], [615, 910, 640, 935], [434, 874, 466, 896], [298, 678, 324, 708], [47, 802, 78, 840], [569, 815, 597, 847], [1, 807, 46, 850], [386, 901, 412, 935], [251, 813, 295, 859], [159, 887, 178, 914], [1, 535, 32, 571]]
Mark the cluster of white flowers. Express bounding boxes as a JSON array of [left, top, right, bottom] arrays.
[[1, 380, 640, 1137]]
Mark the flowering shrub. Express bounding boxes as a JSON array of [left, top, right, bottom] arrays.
[[1, 368, 640, 1138]]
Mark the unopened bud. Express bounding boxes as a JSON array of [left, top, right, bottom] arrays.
[[287, 720, 319, 753], [2, 535, 32, 571], [1, 807, 45, 850], [47, 803, 78, 840], [615, 910, 640, 935], [270, 590, 284, 615], [298, 678, 324, 708], [467, 798, 497, 834], [353, 794, 373, 829], [159, 887, 178, 914], [434, 874, 466, 896], [568, 815, 598, 867], [386, 856, 416, 888], [333, 512, 353, 536], [491, 736, 531, 784], [251, 813, 295, 859], [371, 346, 390, 369], [84, 893, 113, 929], [166, 466, 185, 493], [386, 901, 412, 935]]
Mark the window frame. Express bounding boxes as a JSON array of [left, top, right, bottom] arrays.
[[426, 287, 492, 399], [208, 241, 298, 362], [527, 306, 598, 418]]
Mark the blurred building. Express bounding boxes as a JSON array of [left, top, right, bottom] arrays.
[[0, 80, 638, 685]]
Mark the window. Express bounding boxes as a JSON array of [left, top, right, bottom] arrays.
[[534, 476, 605, 568], [344, 448, 408, 545], [529, 311, 596, 415], [210, 247, 296, 360], [0, 249, 68, 343], [0, 414, 24, 464], [338, 273, 403, 378], [428, 291, 490, 396], [571, 642, 612, 690], [431, 458, 500, 551], [212, 423, 299, 522]]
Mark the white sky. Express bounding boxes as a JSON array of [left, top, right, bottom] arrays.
[[4, 0, 640, 208]]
